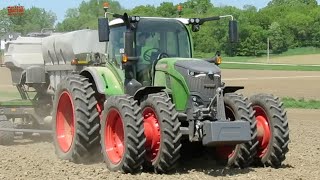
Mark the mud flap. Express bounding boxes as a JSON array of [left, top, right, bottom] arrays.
[[202, 120, 251, 146]]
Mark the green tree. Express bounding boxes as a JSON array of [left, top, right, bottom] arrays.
[[268, 22, 288, 53], [157, 2, 176, 17], [0, 9, 13, 36], [237, 25, 267, 56], [183, 0, 213, 14], [57, 0, 123, 31], [0, 7, 56, 35], [131, 5, 157, 17]]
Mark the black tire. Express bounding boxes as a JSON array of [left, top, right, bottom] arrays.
[[140, 93, 182, 174], [0, 115, 14, 145], [214, 93, 258, 168], [52, 74, 100, 163], [100, 95, 146, 173], [249, 94, 289, 167]]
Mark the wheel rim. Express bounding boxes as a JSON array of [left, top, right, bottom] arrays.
[[105, 109, 124, 164], [253, 106, 271, 157], [142, 107, 161, 162], [56, 91, 75, 153], [215, 106, 236, 159]]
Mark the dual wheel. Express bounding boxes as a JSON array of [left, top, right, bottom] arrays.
[[215, 93, 290, 168], [100, 93, 181, 173], [52, 78, 180, 174]]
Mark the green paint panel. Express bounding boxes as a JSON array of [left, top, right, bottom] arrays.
[[0, 99, 33, 107], [93, 65, 125, 96], [155, 58, 204, 111]]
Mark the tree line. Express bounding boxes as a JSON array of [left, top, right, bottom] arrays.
[[1, 0, 320, 56]]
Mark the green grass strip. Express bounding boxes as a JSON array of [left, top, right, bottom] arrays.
[[220, 63, 320, 71], [282, 97, 320, 109]]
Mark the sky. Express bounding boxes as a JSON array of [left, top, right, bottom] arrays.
[[0, 0, 315, 22]]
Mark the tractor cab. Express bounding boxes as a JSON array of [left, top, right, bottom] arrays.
[[106, 17, 192, 86], [99, 12, 239, 98]]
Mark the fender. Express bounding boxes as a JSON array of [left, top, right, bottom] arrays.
[[80, 67, 124, 95], [133, 86, 166, 101], [223, 86, 244, 94]]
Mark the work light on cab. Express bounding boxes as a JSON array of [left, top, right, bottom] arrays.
[[122, 54, 128, 63]]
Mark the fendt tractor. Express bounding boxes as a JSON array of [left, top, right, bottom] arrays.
[[0, 4, 289, 174]]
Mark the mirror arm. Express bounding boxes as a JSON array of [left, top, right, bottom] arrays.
[[199, 16, 220, 24], [219, 15, 234, 21], [197, 15, 235, 25]]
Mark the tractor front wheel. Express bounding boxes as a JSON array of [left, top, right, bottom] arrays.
[[140, 93, 182, 174], [214, 93, 258, 168], [100, 95, 146, 173], [52, 75, 101, 163], [249, 94, 289, 167]]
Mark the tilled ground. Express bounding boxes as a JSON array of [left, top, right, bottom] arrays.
[[222, 69, 320, 100], [0, 109, 319, 180]]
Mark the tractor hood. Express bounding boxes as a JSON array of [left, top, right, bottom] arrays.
[[174, 60, 221, 75]]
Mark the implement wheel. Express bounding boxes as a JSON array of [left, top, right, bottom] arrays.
[[52, 75, 100, 163], [214, 93, 258, 168], [249, 94, 289, 167], [0, 115, 14, 145], [100, 95, 146, 173], [140, 93, 182, 174]]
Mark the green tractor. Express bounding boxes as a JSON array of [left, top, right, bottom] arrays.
[[52, 7, 289, 174]]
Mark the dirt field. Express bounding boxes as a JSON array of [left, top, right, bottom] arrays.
[[1, 65, 320, 179], [1, 67, 320, 100], [0, 108, 319, 180], [222, 69, 320, 100], [251, 54, 320, 65]]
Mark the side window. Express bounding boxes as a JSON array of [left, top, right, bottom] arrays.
[[107, 26, 125, 66], [166, 32, 178, 56], [178, 31, 190, 58]]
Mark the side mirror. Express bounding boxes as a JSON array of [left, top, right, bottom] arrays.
[[98, 18, 110, 42], [229, 20, 239, 43]]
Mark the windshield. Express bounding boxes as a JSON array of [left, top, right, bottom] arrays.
[[135, 18, 191, 59], [135, 18, 191, 84]]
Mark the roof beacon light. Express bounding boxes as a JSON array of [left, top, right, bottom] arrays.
[[103, 2, 109, 11], [177, 4, 182, 17], [177, 5, 182, 12]]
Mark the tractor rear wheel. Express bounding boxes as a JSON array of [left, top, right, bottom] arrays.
[[249, 94, 289, 167], [214, 93, 258, 168], [100, 95, 146, 173], [52, 75, 100, 163], [0, 115, 14, 145], [140, 93, 182, 174]]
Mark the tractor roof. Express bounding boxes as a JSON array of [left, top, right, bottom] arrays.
[[109, 17, 189, 26]]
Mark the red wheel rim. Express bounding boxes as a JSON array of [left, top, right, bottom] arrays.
[[104, 109, 124, 164], [143, 107, 161, 162], [215, 106, 236, 159], [254, 106, 271, 157], [56, 91, 75, 153]]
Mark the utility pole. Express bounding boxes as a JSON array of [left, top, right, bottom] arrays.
[[267, 37, 270, 64]]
